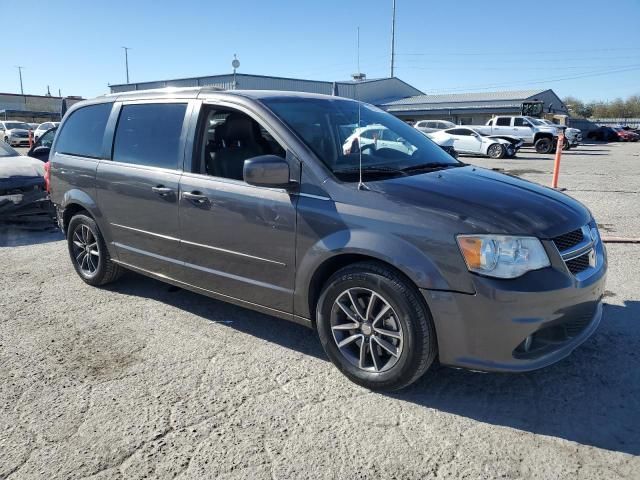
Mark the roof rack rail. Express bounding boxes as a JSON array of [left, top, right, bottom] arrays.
[[102, 85, 225, 98]]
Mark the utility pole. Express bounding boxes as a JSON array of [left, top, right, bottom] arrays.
[[390, 0, 396, 78], [15, 66, 24, 95], [122, 46, 131, 84]]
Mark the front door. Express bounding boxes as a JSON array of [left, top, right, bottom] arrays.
[[177, 104, 297, 314], [513, 117, 535, 142], [448, 128, 482, 153], [96, 101, 190, 276]]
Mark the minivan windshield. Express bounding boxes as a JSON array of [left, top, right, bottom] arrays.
[[262, 97, 459, 180]]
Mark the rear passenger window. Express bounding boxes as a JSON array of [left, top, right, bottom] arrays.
[[112, 103, 187, 169], [496, 117, 511, 126], [55, 103, 112, 158]]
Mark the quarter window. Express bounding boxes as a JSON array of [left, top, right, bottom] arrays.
[[55, 103, 112, 158], [112, 103, 187, 169]]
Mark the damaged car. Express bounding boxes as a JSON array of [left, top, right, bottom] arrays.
[[0, 143, 55, 226]]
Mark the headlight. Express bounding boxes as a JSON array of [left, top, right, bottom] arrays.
[[457, 235, 550, 279]]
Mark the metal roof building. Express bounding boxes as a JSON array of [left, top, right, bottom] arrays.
[[109, 74, 567, 125], [380, 89, 568, 124], [0, 92, 84, 123], [109, 73, 424, 105]]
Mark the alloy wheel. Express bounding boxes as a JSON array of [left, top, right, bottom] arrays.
[[488, 144, 503, 158], [71, 224, 100, 276], [330, 288, 404, 372]]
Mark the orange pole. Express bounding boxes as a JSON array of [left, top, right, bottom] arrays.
[[551, 132, 564, 188], [28, 129, 33, 148]]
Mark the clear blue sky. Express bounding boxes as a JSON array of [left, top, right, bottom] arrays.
[[2, 0, 639, 101]]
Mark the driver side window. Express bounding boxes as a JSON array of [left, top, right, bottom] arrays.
[[195, 106, 285, 181]]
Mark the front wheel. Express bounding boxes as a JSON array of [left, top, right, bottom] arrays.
[[316, 262, 437, 391], [487, 143, 505, 159], [534, 137, 553, 154], [67, 214, 123, 286]]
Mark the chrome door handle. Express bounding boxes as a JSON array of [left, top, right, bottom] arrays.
[[183, 191, 209, 204], [152, 186, 173, 196]]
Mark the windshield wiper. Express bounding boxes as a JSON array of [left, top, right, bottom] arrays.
[[333, 165, 407, 177], [400, 162, 465, 173]]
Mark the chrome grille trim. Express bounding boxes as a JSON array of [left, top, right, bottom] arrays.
[[553, 224, 598, 278]]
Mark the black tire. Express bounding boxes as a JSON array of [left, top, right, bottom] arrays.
[[316, 261, 437, 391], [67, 214, 123, 286], [487, 143, 505, 159], [534, 137, 553, 154], [562, 140, 571, 150]]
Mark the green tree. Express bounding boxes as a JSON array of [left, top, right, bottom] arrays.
[[564, 94, 640, 119]]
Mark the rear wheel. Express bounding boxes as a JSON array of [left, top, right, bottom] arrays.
[[67, 214, 123, 286], [316, 262, 437, 391], [534, 137, 553, 154], [487, 143, 505, 159]]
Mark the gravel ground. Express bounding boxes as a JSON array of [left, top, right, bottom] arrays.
[[1, 142, 639, 479]]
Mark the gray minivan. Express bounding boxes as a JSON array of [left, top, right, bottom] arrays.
[[49, 88, 607, 391]]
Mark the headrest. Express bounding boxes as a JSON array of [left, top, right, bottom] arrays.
[[221, 113, 255, 145]]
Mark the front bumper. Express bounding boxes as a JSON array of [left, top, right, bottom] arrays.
[[7, 137, 30, 146], [423, 236, 607, 372]]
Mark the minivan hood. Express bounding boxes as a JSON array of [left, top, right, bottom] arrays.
[[369, 166, 590, 238]]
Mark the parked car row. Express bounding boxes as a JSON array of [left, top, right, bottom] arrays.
[[587, 125, 640, 142], [414, 115, 581, 157], [0, 120, 59, 147], [428, 127, 522, 159]]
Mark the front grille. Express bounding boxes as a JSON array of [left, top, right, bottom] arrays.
[[553, 228, 583, 251], [564, 310, 594, 337], [566, 252, 591, 274]]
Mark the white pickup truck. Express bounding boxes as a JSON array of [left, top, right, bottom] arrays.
[[471, 115, 564, 154]]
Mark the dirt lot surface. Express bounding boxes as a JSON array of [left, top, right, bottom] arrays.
[[1, 142, 639, 479]]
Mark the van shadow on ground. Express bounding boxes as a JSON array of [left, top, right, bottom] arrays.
[[108, 273, 640, 456]]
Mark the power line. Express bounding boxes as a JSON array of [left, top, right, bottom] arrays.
[[396, 46, 640, 57], [397, 63, 639, 71], [397, 55, 640, 65], [422, 65, 640, 93]]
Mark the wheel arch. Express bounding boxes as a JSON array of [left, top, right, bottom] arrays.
[[296, 230, 453, 323], [533, 132, 553, 142]]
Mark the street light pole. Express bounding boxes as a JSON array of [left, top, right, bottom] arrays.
[[15, 66, 24, 95], [390, 0, 396, 78], [122, 47, 131, 84]]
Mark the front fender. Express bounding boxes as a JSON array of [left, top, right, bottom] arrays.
[[294, 228, 463, 320]]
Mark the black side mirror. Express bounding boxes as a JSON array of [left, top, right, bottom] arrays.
[[243, 155, 292, 189], [29, 146, 51, 161]]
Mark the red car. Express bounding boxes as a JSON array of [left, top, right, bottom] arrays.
[[612, 127, 639, 142]]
